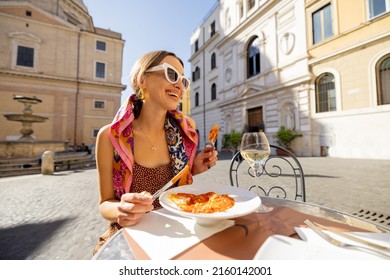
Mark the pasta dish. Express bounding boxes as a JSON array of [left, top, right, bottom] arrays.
[[168, 191, 234, 213]]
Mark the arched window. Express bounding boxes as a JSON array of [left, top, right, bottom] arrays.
[[247, 37, 260, 78], [195, 92, 199, 107], [193, 66, 200, 81], [377, 54, 390, 105], [211, 53, 216, 70], [315, 73, 336, 113], [211, 83, 217, 100]]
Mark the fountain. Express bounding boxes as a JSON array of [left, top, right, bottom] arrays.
[[4, 95, 48, 141], [1, 95, 67, 158]]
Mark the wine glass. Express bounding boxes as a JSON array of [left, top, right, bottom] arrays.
[[240, 131, 273, 213]]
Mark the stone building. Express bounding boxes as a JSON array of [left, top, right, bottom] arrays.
[[190, 0, 311, 155], [0, 0, 125, 148], [305, 0, 390, 159], [190, 0, 390, 159]]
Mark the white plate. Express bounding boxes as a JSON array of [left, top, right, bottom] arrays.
[[159, 184, 261, 226]]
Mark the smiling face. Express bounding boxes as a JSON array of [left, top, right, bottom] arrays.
[[141, 55, 187, 111]]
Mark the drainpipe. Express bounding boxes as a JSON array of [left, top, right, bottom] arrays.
[[73, 31, 80, 146], [202, 27, 206, 146]]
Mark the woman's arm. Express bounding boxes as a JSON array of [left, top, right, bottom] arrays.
[[96, 125, 119, 222], [96, 125, 153, 226]]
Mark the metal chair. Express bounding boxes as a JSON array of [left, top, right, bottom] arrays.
[[229, 144, 306, 201]]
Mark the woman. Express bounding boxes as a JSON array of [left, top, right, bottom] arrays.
[[93, 50, 217, 254]]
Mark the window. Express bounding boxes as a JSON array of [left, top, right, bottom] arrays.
[[247, 107, 264, 132], [377, 54, 390, 105], [211, 83, 217, 100], [195, 92, 199, 107], [26, 10, 32, 16], [247, 0, 255, 11], [247, 37, 260, 78], [17, 46, 34, 67], [92, 129, 100, 138], [312, 4, 333, 44], [96, 40, 106, 51], [315, 73, 336, 113], [93, 100, 106, 109], [368, 0, 390, 19], [210, 21, 216, 37], [239, 1, 244, 18], [10, 33, 41, 70], [192, 66, 200, 81], [211, 53, 216, 70], [95, 62, 106, 78], [195, 40, 199, 52]]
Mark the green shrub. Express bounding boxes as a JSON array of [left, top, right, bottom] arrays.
[[273, 126, 302, 149], [222, 130, 242, 151]]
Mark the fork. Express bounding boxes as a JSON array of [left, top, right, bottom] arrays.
[[312, 221, 390, 252], [304, 219, 390, 259], [205, 124, 219, 152]]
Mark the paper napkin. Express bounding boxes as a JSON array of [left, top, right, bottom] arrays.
[[124, 208, 235, 260]]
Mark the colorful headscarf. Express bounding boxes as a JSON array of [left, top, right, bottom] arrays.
[[108, 95, 198, 198]]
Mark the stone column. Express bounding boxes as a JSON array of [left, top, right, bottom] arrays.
[[41, 151, 54, 175]]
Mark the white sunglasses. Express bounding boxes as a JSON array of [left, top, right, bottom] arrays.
[[146, 63, 191, 90]]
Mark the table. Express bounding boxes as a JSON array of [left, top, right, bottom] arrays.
[[92, 197, 390, 260]]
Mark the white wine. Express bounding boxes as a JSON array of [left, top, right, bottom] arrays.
[[239, 132, 274, 213], [240, 149, 270, 164]]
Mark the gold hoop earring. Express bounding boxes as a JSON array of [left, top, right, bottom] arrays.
[[137, 88, 145, 100]]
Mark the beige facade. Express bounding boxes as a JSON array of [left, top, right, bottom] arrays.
[[306, 0, 390, 158], [0, 0, 125, 148], [178, 89, 191, 116]]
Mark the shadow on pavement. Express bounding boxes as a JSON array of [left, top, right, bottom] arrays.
[[0, 218, 72, 260]]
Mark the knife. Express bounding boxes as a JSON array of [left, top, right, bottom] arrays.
[[313, 221, 390, 252], [152, 165, 189, 201]]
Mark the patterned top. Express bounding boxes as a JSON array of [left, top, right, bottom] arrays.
[[131, 161, 174, 208]]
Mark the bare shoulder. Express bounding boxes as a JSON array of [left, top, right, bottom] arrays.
[[97, 124, 111, 138], [96, 124, 112, 147], [96, 124, 113, 156]]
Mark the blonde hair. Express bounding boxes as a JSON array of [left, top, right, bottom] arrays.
[[130, 50, 183, 96]]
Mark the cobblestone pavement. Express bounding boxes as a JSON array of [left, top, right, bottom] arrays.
[[0, 155, 389, 260]]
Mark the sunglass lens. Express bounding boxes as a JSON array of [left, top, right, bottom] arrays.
[[182, 78, 189, 89], [166, 67, 178, 83]]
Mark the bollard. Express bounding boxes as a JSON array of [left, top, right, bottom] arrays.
[[41, 150, 54, 175]]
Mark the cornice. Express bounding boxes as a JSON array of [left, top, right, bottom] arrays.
[[309, 30, 390, 66], [0, 69, 126, 89], [218, 74, 311, 107]]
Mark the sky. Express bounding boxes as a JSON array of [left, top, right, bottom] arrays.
[[82, 0, 217, 101]]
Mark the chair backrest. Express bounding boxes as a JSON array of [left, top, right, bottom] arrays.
[[229, 144, 306, 201]]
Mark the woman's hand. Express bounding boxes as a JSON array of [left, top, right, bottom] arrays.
[[117, 192, 154, 227], [192, 146, 218, 175]]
